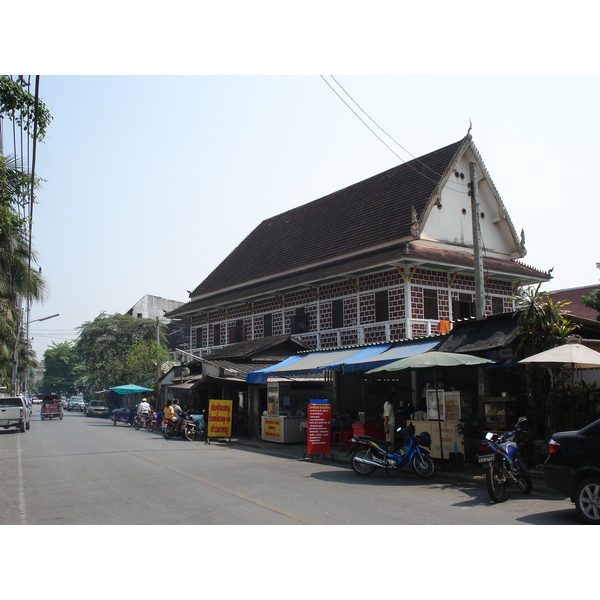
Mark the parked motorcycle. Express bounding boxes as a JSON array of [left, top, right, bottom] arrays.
[[348, 423, 435, 479], [182, 412, 206, 442], [477, 429, 532, 503]]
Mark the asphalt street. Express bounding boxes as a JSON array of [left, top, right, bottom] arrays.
[[0, 405, 578, 526]]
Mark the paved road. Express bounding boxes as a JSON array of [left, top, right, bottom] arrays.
[[0, 405, 579, 525]]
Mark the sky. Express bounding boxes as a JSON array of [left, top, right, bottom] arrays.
[[4, 3, 600, 364]]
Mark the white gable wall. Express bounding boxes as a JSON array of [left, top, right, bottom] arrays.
[[420, 149, 523, 259]]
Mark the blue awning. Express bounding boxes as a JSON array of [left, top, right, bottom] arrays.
[[246, 339, 441, 383], [357, 339, 441, 372]]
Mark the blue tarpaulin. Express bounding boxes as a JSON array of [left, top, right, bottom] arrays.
[[246, 339, 441, 383]]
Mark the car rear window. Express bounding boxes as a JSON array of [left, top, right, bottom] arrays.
[[0, 398, 22, 407]]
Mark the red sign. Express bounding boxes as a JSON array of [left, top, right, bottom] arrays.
[[307, 402, 331, 454]]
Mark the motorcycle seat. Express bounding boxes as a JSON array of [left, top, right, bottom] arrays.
[[356, 435, 390, 447]]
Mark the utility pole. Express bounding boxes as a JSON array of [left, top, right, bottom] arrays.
[[469, 161, 485, 320]]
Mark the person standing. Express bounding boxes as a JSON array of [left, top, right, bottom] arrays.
[[383, 395, 396, 452]]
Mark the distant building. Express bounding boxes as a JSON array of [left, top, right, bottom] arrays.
[[125, 294, 189, 352], [546, 284, 600, 322]]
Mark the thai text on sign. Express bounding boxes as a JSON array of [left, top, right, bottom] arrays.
[[307, 401, 331, 455], [208, 399, 232, 438]]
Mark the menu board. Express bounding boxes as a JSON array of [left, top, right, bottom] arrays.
[[306, 401, 331, 455]]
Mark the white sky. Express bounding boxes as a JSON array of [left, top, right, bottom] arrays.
[[5, 3, 600, 361]]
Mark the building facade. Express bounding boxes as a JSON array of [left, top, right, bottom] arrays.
[[168, 135, 550, 355]]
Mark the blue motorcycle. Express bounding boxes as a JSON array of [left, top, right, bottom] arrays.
[[477, 430, 532, 503], [349, 423, 435, 479]]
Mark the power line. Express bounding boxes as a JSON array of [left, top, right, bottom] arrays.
[[321, 75, 468, 195]]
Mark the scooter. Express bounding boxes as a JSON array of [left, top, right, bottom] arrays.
[[477, 428, 532, 503], [182, 412, 206, 442], [163, 415, 188, 439], [348, 423, 435, 479]]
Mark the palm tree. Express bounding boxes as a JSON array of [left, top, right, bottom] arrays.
[[0, 168, 47, 387], [514, 284, 579, 437]]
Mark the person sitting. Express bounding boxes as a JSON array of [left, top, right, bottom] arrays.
[[137, 398, 150, 415], [163, 400, 175, 421]]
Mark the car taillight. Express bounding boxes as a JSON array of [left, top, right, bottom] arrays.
[[548, 438, 561, 454]]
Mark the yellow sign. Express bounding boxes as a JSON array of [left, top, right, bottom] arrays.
[[263, 417, 281, 440], [208, 399, 233, 438]]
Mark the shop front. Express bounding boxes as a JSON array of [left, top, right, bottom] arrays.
[[247, 339, 442, 445]]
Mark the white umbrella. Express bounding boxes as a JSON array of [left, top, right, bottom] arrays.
[[518, 342, 600, 428], [518, 342, 600, 370]]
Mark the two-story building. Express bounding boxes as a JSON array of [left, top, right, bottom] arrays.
[[167, 135, 550, 356]]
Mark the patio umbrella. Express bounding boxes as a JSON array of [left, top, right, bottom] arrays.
[[518, 342, 600, 389], [367, 352, 494, 465], [109, 384, 154, 394]]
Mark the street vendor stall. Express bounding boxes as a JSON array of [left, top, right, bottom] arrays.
[[368, 351, 494, 463]]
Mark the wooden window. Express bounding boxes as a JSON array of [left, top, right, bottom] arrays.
[[491, 296, 504, 314], [424, 288, 439, 320], [290, 307, 308, 334], [212, 323, 221, 345], [332, 299, 344, 329], [228, 319, 246, 343], [263, 313, 273, 337], [375, 290, 389, 322], [452, 293, 475, 320]]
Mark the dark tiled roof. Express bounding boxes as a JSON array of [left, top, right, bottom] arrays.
[[203, 335, 312, 360], [170, 242, 549, 316], [167, 136, 550, 319], [190, 138, 467, 299]]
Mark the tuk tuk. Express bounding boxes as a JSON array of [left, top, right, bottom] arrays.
[[41, 394, 64, 420]]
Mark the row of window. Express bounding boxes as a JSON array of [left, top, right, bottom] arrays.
[[202, 290, 505, 346]]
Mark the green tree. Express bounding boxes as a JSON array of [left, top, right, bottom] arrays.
[[125, 339, 172, 390], [514, 283, 579, 437], [75, 312, 169, 391], [41, 341, 82, 395], [0, 75, 51, 389], [581, 262, 600, 320]]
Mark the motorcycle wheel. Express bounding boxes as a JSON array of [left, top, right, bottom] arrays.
[[486, 464, 507, 503], [133, 417, 142, 430], [513, 459, 532, 494], [147, 420, 158, 432], [351, 448, 377, 476], [183, 425, 195, 441], [412, 453, 435, 478], [163, 424, 174, 439]]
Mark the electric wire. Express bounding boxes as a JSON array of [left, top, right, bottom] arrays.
[[321, 75, 468, 195]]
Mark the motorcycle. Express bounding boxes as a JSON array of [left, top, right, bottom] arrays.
[[163, 415, 188, 439], [182, 412, 206, 442], [477, 428, 532, 503], [348, 422, 435, 479]]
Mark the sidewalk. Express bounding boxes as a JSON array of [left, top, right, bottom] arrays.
[[228, 437, 547, 491]]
